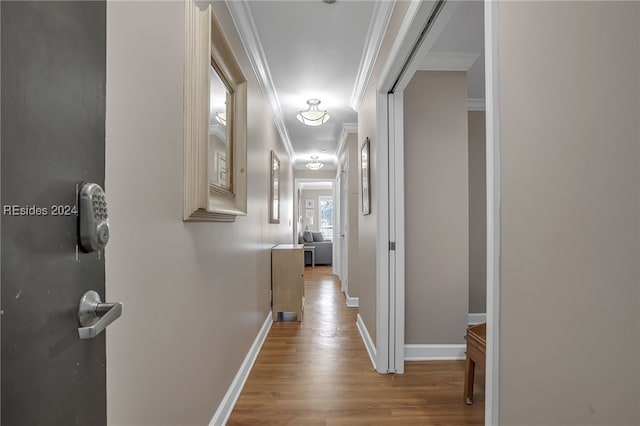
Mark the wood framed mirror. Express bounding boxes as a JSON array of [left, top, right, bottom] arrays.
[[183, 1, 247, 222]]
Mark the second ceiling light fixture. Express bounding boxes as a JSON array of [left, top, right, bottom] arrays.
[[305, 156, 324, 170]]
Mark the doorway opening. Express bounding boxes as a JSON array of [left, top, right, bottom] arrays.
[[375, 1, 500, 423], [294, 179, 336, 269]]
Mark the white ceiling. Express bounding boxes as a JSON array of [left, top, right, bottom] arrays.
[[237, 0, 484, 171], [422, 0, 485, 100], [246, 0, 375, 170]]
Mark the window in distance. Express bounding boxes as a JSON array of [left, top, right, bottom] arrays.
[[319, 196, 333, 241]]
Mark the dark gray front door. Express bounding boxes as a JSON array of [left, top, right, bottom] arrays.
[[1, 2, 107, 425]]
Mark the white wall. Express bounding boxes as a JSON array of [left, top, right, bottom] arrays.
[[468, 110, 486, 314], [105, 2, 292, 424], [403, 71, 469, 344], [356, 0, 412, 347], [293, 170, 336, 180], [497, 1, 640, 424], [300, 189, 332, 234]]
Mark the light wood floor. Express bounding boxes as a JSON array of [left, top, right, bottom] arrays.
[[227, 266, 485, 425]]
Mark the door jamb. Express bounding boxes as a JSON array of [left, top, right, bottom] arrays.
[[337, 158, 349, 292], [484, 1, 501, 423], [384, 91, 405, 374], [374, 87, 391, 373]]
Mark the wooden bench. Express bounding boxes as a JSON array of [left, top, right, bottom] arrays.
[[464, 322, 486, 405]]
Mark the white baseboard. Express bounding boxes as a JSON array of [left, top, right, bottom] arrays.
[[404, 344, 466, 361], [209, 312, 272, 426], [346, 294, 359, 307], [356, 313, 377, 370], [468, 313, 486, 325], [402, 314, 486, 362]]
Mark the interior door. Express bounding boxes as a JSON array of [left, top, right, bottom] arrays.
[[1, 2, 108, 425]]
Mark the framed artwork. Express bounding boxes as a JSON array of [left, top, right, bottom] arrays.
[[306, 209, 314, 218], [305, 199, 314, 209], [269, 151, 280, 223], [361, 137, 371, 215]]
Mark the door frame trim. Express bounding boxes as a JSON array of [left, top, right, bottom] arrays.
[[337, 157, 349, 293], [374, 87, 391, 373], [484, 1, 501, 423]]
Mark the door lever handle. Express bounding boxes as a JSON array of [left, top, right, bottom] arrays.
[[77, 290, 123, 339]]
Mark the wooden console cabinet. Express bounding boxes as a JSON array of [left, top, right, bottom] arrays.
[[271, 244, 305, 321]]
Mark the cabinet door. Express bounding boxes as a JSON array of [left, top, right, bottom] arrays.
[[272, 249, 304, 320]]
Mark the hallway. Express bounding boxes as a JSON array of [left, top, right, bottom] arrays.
[[227, 267, 484, 425]]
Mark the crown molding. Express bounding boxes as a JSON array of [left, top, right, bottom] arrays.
[[467, 98, 486, 111], [418, 52, 480, 72], [349, 1, 395, 112], [225, 1, 295, 160], [335, 123, 358, 158]]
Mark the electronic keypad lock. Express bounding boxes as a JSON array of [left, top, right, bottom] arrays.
[[78, 182, 110, 252]]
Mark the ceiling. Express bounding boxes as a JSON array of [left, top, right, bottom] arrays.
[[246, 0, 375, 170], [421, 0, 485, 100], [235, 0, 484, 171]]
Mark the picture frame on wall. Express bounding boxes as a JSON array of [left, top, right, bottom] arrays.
[[361, 137, 371, 215], [305, 199, 314, 209], [269, 151, 280, 223]]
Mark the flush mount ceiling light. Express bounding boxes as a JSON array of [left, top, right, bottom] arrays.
[[296, 99, 330, 127], [215, 112, 226, 126], [305, 156, 324, 170]]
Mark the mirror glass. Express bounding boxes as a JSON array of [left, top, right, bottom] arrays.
[[270, 151, 280, 223], [209, 62, 233, 192]]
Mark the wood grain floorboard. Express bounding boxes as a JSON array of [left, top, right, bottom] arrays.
[[227, 266, 484, 425]]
